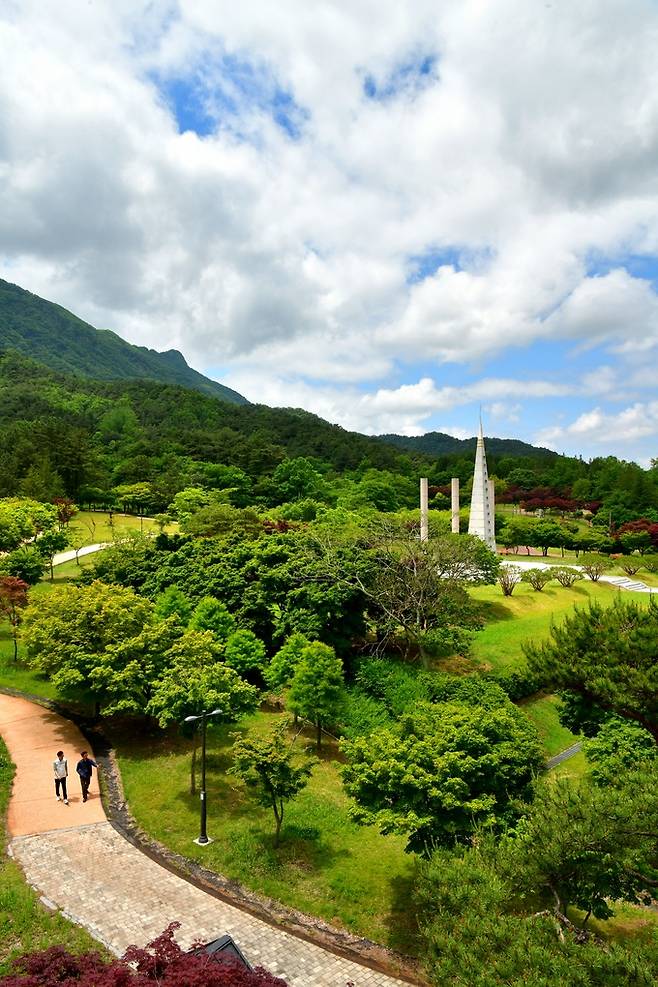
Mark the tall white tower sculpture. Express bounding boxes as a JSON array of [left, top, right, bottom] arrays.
[[468, 420, 496, 551]]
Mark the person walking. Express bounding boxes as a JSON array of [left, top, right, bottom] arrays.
[[53, 750, 69, 804], [76, 750, 98, 802]]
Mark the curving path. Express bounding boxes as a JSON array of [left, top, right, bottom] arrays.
[[0, 694, 410, 987]]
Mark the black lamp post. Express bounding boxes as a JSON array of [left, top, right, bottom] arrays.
[[184, 707, 223, 845]]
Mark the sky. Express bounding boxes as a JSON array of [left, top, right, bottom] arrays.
[[1, 1, 658, 464]]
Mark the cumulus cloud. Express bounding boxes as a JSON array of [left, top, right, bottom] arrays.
[[2, 1, 658, 448], [537, 402, 658, 453]]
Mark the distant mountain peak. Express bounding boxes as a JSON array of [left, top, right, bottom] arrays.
[[0, 278, 247, 405]]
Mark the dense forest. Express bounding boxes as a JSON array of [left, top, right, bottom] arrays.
[[0, 350, 656, 534]]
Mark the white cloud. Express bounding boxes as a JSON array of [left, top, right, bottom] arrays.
[[2, 1, 658, 452], [537, 402, 658, 454]]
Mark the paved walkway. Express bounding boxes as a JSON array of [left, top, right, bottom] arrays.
[[0, 695, 410, 987], [52, 543, 108, 566]]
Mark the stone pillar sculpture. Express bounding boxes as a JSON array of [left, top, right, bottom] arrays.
[[467, 421, 497, 551], [420, 477, 429, 542], [451, 478, 460, 534]]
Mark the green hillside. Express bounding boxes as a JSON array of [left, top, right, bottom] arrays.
[[378, 430, 558, 460], [0, 278, 247, 405]]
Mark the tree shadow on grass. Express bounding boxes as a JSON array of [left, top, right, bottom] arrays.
[[247, 822, 349, 878], [476, 599, 516, 622], [384, 862, 423, 956]]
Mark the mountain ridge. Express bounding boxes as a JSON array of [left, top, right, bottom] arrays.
[[377, 430, 558, 460], [0, 277, 247, 405]]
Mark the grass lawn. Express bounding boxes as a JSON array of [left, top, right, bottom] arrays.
[[0, 737, 102, 974], [519, 693, 579, 758], [69, 510, 175, 545], [469, 580, 649, 673], [114, 710, 420, 955]]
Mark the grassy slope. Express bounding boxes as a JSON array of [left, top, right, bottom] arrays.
[[0, 737, 102, 973], [469, 580, 649, 673], [115, 711, 419, 954]]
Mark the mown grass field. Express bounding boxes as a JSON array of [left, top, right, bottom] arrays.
[[114, 711, 420, 954], [69, 510, 173, 544], [469, 580, 649, 673], [0, 736, 102, 974]]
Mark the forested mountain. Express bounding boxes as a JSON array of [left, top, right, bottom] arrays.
[[379, 431, 557, 459], [0, 278, 247, 404]]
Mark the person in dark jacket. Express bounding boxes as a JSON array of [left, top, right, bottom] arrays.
[[76, 750, 98, 802]]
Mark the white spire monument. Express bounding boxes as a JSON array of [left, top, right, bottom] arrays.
[[468, 419, 496, 551]]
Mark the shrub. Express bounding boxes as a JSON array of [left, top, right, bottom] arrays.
[[520, 568, 553, 592], [580, 554, 610, 582], [2, 924, 288, 985], [498, 565, 522, 596], [490, 667, 543, 701], [550, 566, 583, 588], [341, 689, 392, 739]]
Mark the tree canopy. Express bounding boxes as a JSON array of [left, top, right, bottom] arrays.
[[526, 598, 658, 742]]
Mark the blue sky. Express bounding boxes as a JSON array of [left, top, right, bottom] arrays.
[[1, 1, 658, 463]]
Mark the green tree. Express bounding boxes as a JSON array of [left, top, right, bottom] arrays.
[[36, 529, 70, 581], [19, 458, 65, 501], [318, 521, 497, 660], [22, 581, 155, 712], [529, 520, 564, 556], [584, 718, 657, 784], [498, 564, 521, 596], [181, 503, 262, 539], [4, 546, 46, 585], [550, 565, 583, 588], [418, 798, 658, 987], [154, 586, 192, 623], [264, 632, 311, 690], [147, 630, 258, 793], [288, 642, 344, 750], [341, 700, 542, 855], [271, 457, 325, 503], [0, 497, 58, 552], [168, 485, 213, 522], [498, 517, 537, 555], [526, 598, 658, 742], [499, 768, 658, 922], [223, 629, 267, 677], [579, 553, 611, 581], [230, 721, 316, 846], [90, 617, 183, 717], [188, 597, 236, 641]]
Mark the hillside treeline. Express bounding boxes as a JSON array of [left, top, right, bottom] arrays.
[[0, 351, 656, 528]]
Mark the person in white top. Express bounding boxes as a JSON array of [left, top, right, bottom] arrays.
[[53, 750, 69, 804]]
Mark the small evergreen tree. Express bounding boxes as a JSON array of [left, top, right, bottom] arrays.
[[288, 642, 344, 750]]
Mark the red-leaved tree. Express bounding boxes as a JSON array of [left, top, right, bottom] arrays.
[[2, 924, 289, 986], [0, 576, 29, 660]]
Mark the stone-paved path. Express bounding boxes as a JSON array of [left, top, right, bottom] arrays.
[[0, 694, 410, 987]]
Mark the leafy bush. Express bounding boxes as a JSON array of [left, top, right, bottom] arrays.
[[550, 566, 583, 588], [341, 689, 392, 739], [485, 667, 543, 702], [2, 924, 288, 985]]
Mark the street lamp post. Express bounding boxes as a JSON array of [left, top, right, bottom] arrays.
[[184, 708, 223, 845]]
